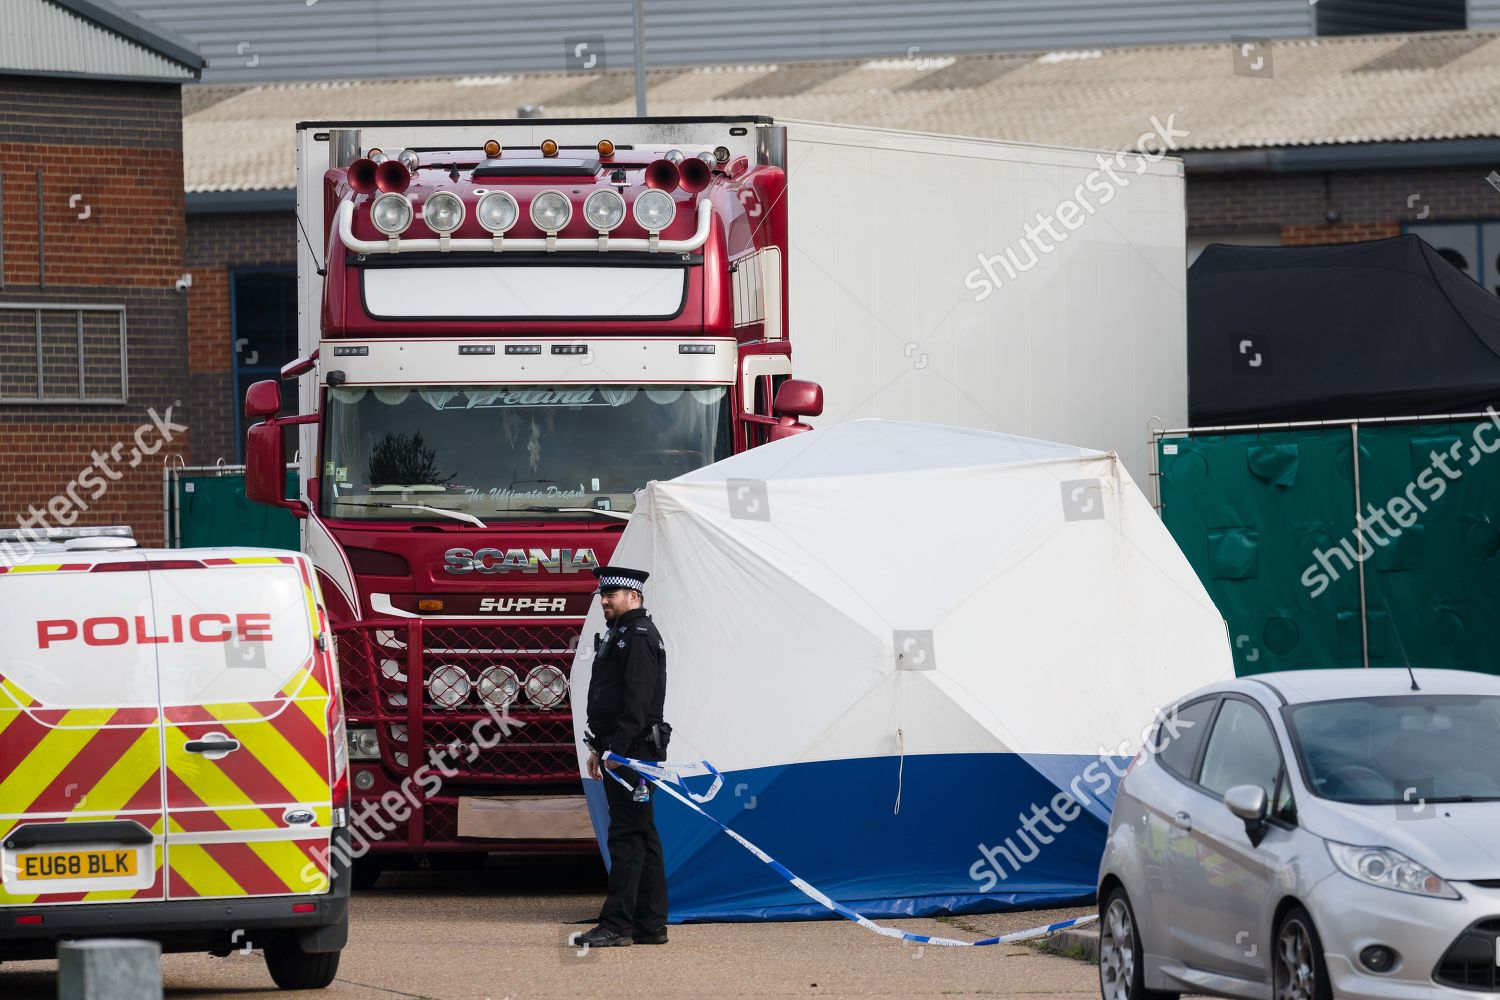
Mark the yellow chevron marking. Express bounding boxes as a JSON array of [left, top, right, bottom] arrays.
[[0, 710, 117, 816], [0, 675, 34, 708], [229, 556, 284, 566], [6, 564, 62, 573], [168, 844, 243, 898], [200, 706, 328, 802], [80, 726, 165, 815], [249, 840, 325, 893]]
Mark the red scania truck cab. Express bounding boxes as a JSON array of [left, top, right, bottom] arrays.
[[243, 117, 819, 881]]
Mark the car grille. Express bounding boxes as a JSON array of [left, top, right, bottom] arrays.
[[1435, 918, 1500, 991]]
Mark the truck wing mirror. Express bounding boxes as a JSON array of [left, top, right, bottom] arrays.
[[773, 379, 823, 419], [244, 379, 282, 420], [245, 421, 306, 517]]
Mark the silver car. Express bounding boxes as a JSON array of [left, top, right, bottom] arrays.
[[1097, 668, 1500, 1000]]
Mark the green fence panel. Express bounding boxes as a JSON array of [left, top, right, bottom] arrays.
[[1356, 423, 1500, 671], [171, 470, 301, 551], [1159, 420, 1500, 676]]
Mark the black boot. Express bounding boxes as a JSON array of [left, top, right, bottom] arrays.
[[632, 927, 668, 945], [574, 925, 633, 947]]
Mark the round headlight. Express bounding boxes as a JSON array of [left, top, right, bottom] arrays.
[[348, 727, 380, 760], [423, 192, 465, 234], [370, 193, 413, 236], [476, 191, 519, 234], [525, 665, 568, 709], [427, 663, 471, 710], [479, 665, 520, 709], [529, 190, 572, 233], [584, 190, 626, 232], [633, 189, 676, 232]]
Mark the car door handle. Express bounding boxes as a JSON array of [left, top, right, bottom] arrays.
[[1171, 811, 1192, 832], [184, 738, 240, 754]]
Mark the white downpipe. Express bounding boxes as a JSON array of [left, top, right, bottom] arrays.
[[338, 198, 714, 256]]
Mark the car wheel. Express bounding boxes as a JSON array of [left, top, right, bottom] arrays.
[[1099, 887, 1178, 1000], [1274, 907, 1331, 1000], [264, 941, 341, 990]]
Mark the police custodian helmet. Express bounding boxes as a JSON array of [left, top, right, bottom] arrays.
[[592, 565, 649, 595]]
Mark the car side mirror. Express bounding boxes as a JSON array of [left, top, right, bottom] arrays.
[[1224, 784, 1269, 845]]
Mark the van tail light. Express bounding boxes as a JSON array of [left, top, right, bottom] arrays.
[[292, 902, 317, 914], [320, 606, 350, 822]]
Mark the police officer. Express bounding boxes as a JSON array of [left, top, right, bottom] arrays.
[[576, 565, 669, 947]]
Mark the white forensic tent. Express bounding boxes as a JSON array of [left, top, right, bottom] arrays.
[[571, 419, 1232, 922]]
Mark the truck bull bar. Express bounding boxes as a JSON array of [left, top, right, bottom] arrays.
[[332, 618, 587, 851]]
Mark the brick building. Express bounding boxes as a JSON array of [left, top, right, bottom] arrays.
[[0, 0, 202, 547]]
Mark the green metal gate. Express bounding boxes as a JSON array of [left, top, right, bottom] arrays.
[[165, 464, 301, 551], [1157, 413, 1500, 675]]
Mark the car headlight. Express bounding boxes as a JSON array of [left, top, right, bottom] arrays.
[[529, 190, 572, 233], [525, 664, 568, 709], [371, 193, 413, 235], [1327, 842, 1461, 899], [476, 191, 519, 234], [584, 189, 626, 232], [423, 192, 465, 233], [347, 727, 380, 760], [633, 189, 676, 232], [428, 663, 472, 710]]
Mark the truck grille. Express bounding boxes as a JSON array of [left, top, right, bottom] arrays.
[[335, 620, 582, 783], [1435, 918, 1500, 991]]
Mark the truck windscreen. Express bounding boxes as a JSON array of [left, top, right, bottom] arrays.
[[319, 384, 731, 520]]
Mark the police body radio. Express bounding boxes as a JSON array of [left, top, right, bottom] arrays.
[[593, 632, 603, 653]]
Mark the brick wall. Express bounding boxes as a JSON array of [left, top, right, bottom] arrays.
[[184, 211, 296, 462], [0, 78, 188, 548], [1187, 164, 1500, 236]]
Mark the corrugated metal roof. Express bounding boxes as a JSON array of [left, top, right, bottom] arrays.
[[119, 0, 1318, 86], [0, 0, 202, 80], [182, 29, 1500, 193]]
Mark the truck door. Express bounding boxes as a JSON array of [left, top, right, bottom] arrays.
[[153, 556, 337, 900], [0, 553, 167, 906]]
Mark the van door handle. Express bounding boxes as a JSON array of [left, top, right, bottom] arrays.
[[1171, 811, 1193, 832], [184, 738, 240, 754]]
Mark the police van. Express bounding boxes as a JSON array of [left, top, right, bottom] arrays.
[[0, 529, 351, 990]]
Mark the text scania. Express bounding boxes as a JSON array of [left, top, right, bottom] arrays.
[[37, 613, 273, 649], [444, 547, 599, 575]]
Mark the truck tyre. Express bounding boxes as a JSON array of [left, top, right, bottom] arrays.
[[351, 856, 384, 890], [265, 941, 341, 990]]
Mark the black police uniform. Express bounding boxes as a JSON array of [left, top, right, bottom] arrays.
[[586, 602, 669, 940]]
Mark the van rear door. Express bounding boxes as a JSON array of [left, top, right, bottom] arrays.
[[0, 553, 167, 906], [152, 555, 337, 900]]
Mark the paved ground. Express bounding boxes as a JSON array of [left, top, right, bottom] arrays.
[[0, 856, 1100, 999]]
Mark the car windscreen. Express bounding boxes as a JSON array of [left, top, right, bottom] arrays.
[[1286, 694, 1500, 803]]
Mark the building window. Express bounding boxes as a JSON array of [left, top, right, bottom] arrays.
[[1317, 0, 1466, 35], [231, 268, 297, 461], [1405, 222, 1500, 297], [0, 303, 127, 404]]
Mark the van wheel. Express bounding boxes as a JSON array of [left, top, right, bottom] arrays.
[[1099, 887, 1178, 1000], [351, 856, 384, 890], [265, 941, 340, 990], [1274, 907, 1331, 1000]]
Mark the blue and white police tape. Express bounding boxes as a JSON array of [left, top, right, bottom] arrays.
[[601, 751, 1099, 948]]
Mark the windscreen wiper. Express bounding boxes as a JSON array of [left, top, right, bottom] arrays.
[[520, 506, 631, 522], [333, 500, 488, 528]]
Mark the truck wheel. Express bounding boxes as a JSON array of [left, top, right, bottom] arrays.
[[265, 942, 340, 990], [351, 856, 384, 890]]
